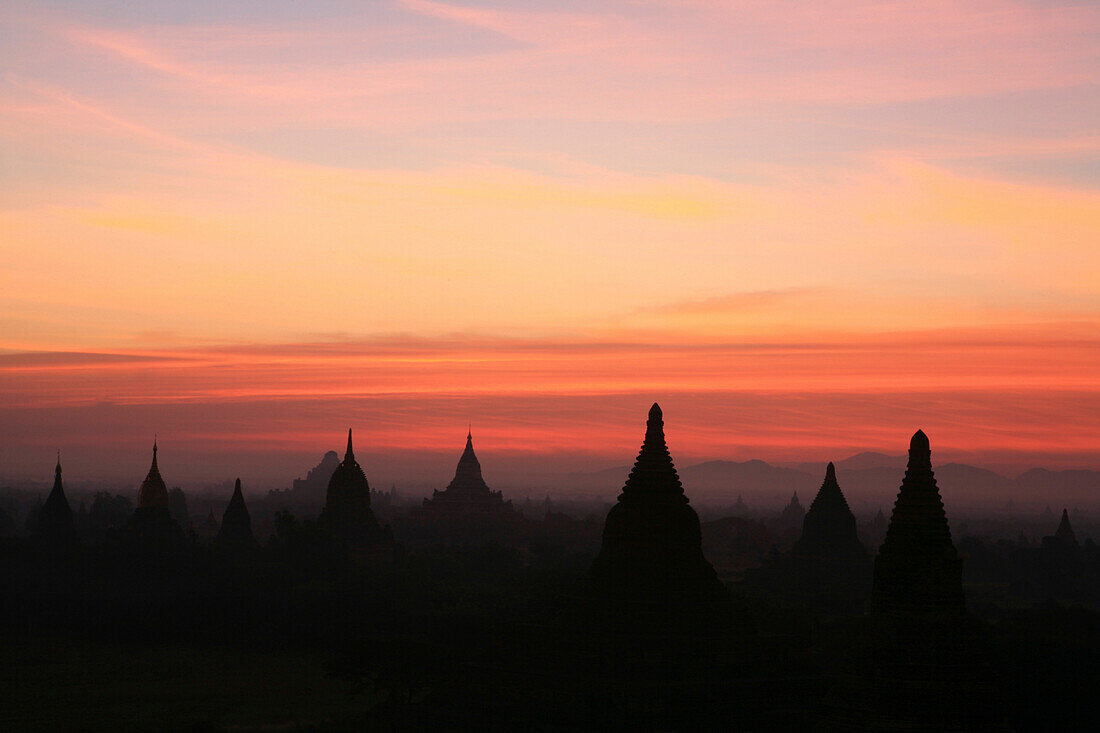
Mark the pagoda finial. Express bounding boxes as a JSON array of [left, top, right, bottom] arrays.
[[345, 428, 354, 462], [56, 449, 61, 473], [825, 461, 836, 481], [644, 402, 665, 445], [910, 429, 929, 454]]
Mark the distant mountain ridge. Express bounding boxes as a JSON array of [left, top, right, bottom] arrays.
[[564, 455, 1100, 510]]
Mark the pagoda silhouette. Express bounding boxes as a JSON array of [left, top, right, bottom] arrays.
[[409, 429, 521, 546], [1043, 507, 1078, 549], [794, 463, 867, 562], [125, 440, 185, 543], [420, 429, 515, 516], [827, 430, 1006, 731], [588, 403, 724, 602], [746, 461, 871, 614], [33, 452, 78, 547], [775, 490, 806, 544], [317, 429, 388, 552], [489, 405, 800, 730], [213, 478, 255, 550]]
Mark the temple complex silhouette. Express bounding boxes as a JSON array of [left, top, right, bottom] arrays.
[[407, 429, 522, 545], [13, 416, 1078, 729], [419, 430, 515, 518]]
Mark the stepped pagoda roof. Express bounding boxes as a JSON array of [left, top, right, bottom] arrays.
[[589, 403, 723, 600], [793, 462, 866, 560], [444, 430, 491, 496], [421, 430, 513, 513], [872, 430, 964, 614]]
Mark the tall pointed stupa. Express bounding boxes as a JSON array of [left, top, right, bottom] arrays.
[[872, 430, 964, 614], [793, 463, 866, 560], [1053, 508, 1078, 547], [138, 440, 170, 510], [589, 403, 723, 600], [827, 432, 1006, 730], [128, 439, 184, 542], [318, 429, 381, 544], [36, 452, 77, 543], [214, 478, 255, 549]]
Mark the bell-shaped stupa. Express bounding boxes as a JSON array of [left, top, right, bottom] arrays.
[[318, 429, 383, 546]]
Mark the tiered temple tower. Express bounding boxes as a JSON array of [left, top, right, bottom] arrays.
[[420, 430, 514, 515], [318, 430, 382, 547], [588, 403, 723, 601], [214, 478, 255, 549], [828, 431, 1005, 731], [793, 463, 866, 561], [745, 462, 870, 614], [35, 452, 77, 545], [872, 430, 964, 613]]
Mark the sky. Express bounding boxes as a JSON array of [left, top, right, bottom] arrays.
[[1, 0, 1098, 489]]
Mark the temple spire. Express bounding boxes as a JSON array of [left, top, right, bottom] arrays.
[[588, 402, 722, 600], [215, 477, 255, 548], [138, 437, 169, 509], [345, 428, 354, 462], [872, 430, 964, 613], [793, 461, 864, 559], [1055, 508, 1078, 546], [616, 402, 685, 502], [50, 452, 65, 496], [444, 428, 488, 493], [37, 448, 75, 541]]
